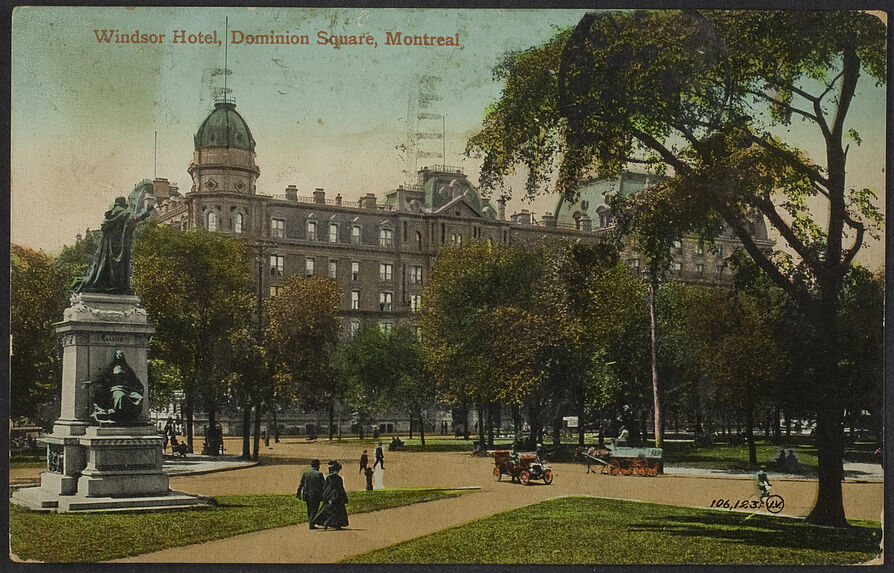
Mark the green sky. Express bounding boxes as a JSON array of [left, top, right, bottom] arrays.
[[10, 7, 886, 268]]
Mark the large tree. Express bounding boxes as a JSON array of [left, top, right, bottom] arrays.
[[340, 324, 437, 445], [10, 245, 71, 426], [264, 275, 341, 440], [468, 9, 884, 527], [133, 223, 254, 452], [419, 241, 542, 446]]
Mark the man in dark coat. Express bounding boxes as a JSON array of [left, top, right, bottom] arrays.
[[359, 450, 369, 474], [297, 459, 326, 529], [373, 442, 385, 469], [313, 460, 349, 530]]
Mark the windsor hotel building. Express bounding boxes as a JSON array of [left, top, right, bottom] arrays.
[[152, 99, 771, 336]]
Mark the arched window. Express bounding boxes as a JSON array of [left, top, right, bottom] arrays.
[[207, 211, 219, 231], [234, 212, 244, 234], [415, 231, 423, 250]]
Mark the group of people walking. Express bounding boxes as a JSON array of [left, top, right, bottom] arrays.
[[297, 459, 349, 530], [297, 443, 389, 530]]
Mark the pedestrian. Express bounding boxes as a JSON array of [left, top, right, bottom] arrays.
[[296, 459, 326, 529], [615, 426, 629, 447], [313, 460, 349, 530], [359, 449, 368, 474], [755, 465, 771, 503], [373, 441, 385, 469], [364, 465, 374, 491]]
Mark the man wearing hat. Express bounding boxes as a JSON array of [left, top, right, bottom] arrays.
[[313, 460, 349, 530], [374, 442, 385, 469], [297, 459, 325, 529]]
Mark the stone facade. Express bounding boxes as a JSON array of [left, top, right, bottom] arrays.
[[12, 293, 202, 511]]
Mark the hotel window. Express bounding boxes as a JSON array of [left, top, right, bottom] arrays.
[[409, 265, 423, 284], [629, 258, 640, 270], [717, 244, 724, 257], [329, 222, 339, 243], [350, 320, 361, 337], [451, 233, 462, 245], [380, 321, 393, 334], [716, 265, 724, 279], [379, 227, 393, 247], [672, 239, 683, 252], [352, 261, 360, 281], [415, 231, 423, 250], [234, 213, 244, 234], [672, 261, 682, 273], [351, 290, 360, 310], [414, 326, 423, 339], [269, 286, 281, 297], [695, 263, 705, 275], [207, 211, 219, 231], [328, 259, 337, 279], [270, 254, 284, 276], [695, 241, 705, 255], [305, 257, 315, 276], [271, 218, 285, 238], [352, 224, 362, 244], [379, 291, 393, 312], [306, 220, 317, 240], [410, 293, 421, 312], [380, 263, 393, 281]]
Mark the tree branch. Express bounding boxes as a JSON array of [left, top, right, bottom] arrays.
[[745, 89, 820, 123], [631, 128, 692, 175], [712, 199, 812, 309], [838, 211, 865, 273], [749, 194, 822, 271], [746, 135, 831, 190]]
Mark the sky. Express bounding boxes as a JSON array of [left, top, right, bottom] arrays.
[[10, 7, 887, 268]]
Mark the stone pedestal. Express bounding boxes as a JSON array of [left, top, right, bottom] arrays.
[[12, 293, 203, 512]]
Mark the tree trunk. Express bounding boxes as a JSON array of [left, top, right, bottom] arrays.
[[328, 401, 335, 441], [487, 403, 495, 447], [264, 409, 271, 447], [773, 406, 781, 442], [785, 409, 791, 439], [185, 395, 195, 454], [648, 277, 663, 448], [477, 401, 485, 447], [408, 414, 413, 440], [241, 397, 252, 459], [252, 400, 262, 461], [419, 414, 426, 447], [512, 403, 521, 443], [806, 300, 848, 526], [745, 393, 756, 465]]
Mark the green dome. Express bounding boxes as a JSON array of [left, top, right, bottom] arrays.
[[194, 101, 256, 151]]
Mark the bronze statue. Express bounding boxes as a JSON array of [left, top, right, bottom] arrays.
[[74, 180, 155, 294], [82, 350, 144, 424]]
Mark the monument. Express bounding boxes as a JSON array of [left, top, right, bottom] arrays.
[[12, 181, 204, 511]]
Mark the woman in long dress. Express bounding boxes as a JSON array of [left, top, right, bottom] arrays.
[[313, 460, 349, 530]]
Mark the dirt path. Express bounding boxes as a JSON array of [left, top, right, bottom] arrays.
[[110, 438, 883, 563]]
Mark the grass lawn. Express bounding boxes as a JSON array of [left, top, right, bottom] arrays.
[[661, 441, 819, 473], [344, 497, 881, 565], [9, 487, 470, 562]]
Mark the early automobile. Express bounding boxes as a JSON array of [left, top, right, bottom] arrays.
[[493, 450, 553, 485]]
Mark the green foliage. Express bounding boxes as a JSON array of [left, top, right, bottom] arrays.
[[264, 275, 341, 408], [132, 223, 254, 414], [9, 488, 468, 562], [10, 245, 70, 425], [346, 496, 881, 564]]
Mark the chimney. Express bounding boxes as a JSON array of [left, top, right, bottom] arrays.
[[579, 213, 592, 232], [152, 178, 171, 201], [497, 196, 506, 221], [313, 188, 325, 204], [362, 193, 377, 210], [285, 185, 298, 201], [542, 211, 556, 228]]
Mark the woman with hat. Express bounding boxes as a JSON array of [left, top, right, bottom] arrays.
[[313, 460, 349, 530]]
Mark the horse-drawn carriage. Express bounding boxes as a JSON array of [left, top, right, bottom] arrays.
[[579, 445, 663, 476], [493, 450, 553, 485]]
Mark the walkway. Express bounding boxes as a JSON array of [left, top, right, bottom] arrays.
[[108, 439, 883, 563]]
